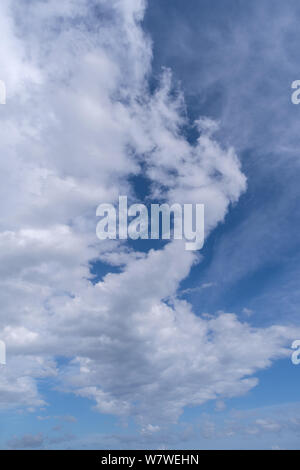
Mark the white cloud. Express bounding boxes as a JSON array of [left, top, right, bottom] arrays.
[[0, 0, 297, 428], [243, 308, 254, 317]]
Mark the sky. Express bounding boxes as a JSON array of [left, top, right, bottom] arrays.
[[1, 0, 300, 450]]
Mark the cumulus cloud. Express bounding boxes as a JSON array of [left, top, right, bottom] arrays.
[[0, 0, 297, 430]]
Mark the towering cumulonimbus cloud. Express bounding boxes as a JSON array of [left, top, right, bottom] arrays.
[[0, 0, 297, 427]]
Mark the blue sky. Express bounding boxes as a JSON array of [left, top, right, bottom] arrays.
[[1, 0, 300, 450]]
